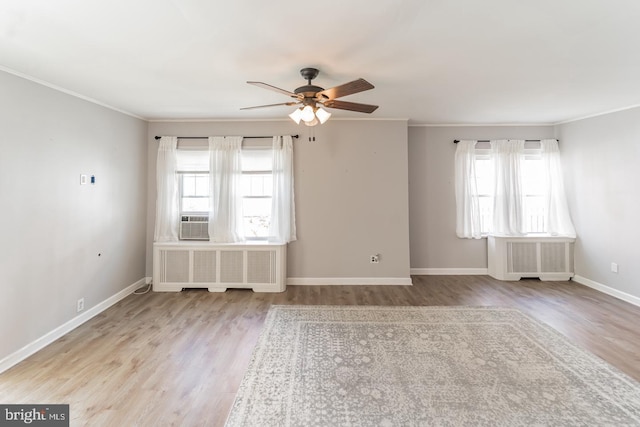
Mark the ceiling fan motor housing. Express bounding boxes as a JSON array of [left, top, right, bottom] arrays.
[[300, 67, 319, 82], [295, 85, 324, 95], [296, 68, 323, 103]]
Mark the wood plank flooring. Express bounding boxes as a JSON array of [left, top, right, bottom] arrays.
[[2, 275, 640, 426]]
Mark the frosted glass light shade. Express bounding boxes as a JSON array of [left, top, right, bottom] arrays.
[[315, 107, 331, 124], [289, 108, 303, 124], [300, 105, 315, 122], [289, 105, 331, 127]]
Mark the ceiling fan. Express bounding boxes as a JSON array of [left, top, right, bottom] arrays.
[[241, 67, 378, 126]]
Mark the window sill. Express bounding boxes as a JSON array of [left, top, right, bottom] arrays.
[[171, 240, 285, 246]]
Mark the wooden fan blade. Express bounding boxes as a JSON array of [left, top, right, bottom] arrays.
[[322, 99, 379, 113], [240, 101, 300, 110], [247, 81, 298, 98], [316, 78, 374, 100]]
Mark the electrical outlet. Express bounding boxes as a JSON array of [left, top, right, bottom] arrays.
[[370, 254, 380, 264], [611, 262, 619, 273], [77, 298, 85, 313]]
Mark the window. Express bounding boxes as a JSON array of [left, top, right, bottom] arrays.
[[180, 173, 209, 214], [175, 147, 274, 240], [473, 143, 546, 235], [176, 149, 210, 215], [521, 149, 546, 233], [456, 139, 575, 239], [241, 148, 273, 239], [473, 148, 493, 234]]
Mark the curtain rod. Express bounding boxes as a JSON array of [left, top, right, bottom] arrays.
[[453, 139, 557, 144], [154, 135, 299, 140]]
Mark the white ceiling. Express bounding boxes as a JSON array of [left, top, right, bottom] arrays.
[[2, 0, 640, 124]]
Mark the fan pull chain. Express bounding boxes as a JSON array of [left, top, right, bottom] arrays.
[[308, 127, 316, 142]]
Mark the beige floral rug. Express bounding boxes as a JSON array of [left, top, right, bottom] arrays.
[[225, 306, 640, 426]]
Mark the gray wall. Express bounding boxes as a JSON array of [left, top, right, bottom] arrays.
[[0, 71, 148, 362], [408, 125, 555, 271], [556, 108, 640, 299], [146, 119, 411, 281]]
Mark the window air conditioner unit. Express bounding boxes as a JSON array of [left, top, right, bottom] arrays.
[[180, 215, 209, 240]]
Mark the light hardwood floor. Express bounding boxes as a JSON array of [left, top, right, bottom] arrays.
[[2, 275, 640, 426]]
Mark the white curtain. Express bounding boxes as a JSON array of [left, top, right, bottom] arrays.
[[540, 139, 576, 237], [455, 140, 482, 239], [269, 135, 297, 243], [154, 136, 180, 242], [208, 136, 243, 243], [492, 140, 526, 235]]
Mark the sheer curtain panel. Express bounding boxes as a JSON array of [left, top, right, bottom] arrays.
[[208, 136, 243, 243], [269, 135, 297, 243], [455, 140, 482, 239], [154, 136, 180, 242], [492, 140, 526, 236], [541, 139, 576, 237]]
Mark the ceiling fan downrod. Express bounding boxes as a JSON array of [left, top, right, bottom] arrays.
[[299, 67, 319, 85]]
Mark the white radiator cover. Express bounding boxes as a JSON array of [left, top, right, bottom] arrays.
[[153, 242, 287, 292], [487, 235, 575, 281]]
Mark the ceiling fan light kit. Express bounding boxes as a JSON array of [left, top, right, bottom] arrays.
[[289, 105, 331, 126], [243, 68, 378, 127]]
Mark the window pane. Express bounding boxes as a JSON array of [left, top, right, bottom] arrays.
[[182, 197, 209, 213], [243, 197, 271, 238], [182, 174, 196, 197], [525, 195, 545, 233], [478, 195, 493, 234], [242, 174, 272, 197], [181, 173, 210, 213], [182, 173, 210, 197], [522, 158, 546, 233], [475, 159, 493, 195], [194, 174, 209, 196], [522, 158, 545, 196], [242, 149, 273, 239]]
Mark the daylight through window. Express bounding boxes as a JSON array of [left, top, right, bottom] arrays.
[[175, 147, 274, 240], [473, 144, 547, 235]]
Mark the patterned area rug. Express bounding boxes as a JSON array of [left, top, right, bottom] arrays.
[[225, 306, 640, 426]]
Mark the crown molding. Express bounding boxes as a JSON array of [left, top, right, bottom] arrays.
[[148, 117, 409, 123], [0, 65, 145, 121], [553, 103, 640, 125], [408, 122, 555, 127]]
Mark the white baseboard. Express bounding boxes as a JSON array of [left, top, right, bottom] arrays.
[[410, 268, 488, 275], [0, 277, 147, 375], [287, 277, 413, 286], [572, 275, 640, 308]]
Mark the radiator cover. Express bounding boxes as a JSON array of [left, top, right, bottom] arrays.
[[487, 235, 575, 281], [153, 242, 286, 292]]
